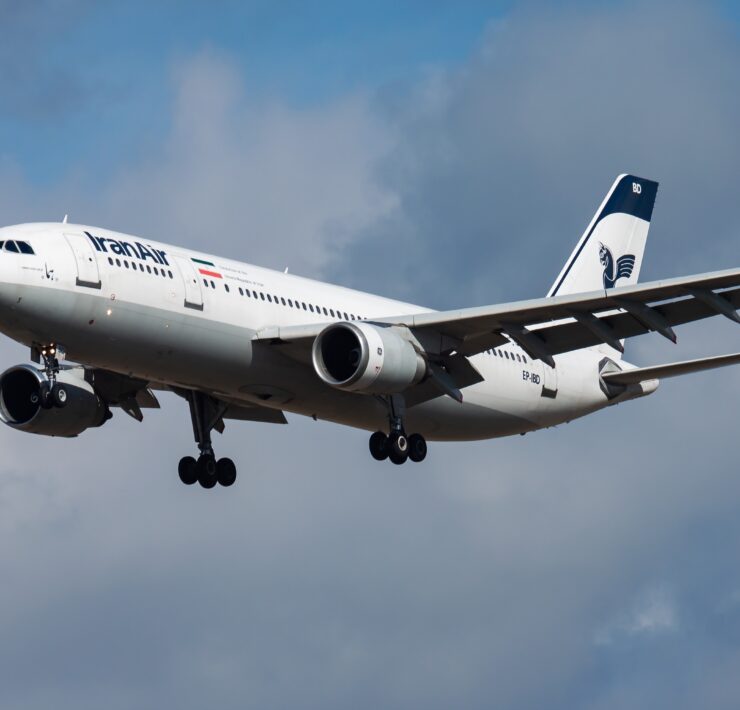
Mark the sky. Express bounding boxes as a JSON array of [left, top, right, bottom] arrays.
[[1, 1, 740, 708]]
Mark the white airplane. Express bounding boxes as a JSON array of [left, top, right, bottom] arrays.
[[0, 174, 738, 488]]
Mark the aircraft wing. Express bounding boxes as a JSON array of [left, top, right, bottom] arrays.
[[255, 267, 740, 367]]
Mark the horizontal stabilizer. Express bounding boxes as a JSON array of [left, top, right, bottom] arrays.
[[602, 352, 740, 385]]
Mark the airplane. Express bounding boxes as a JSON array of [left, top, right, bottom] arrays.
[[0, 173, 738, 489]]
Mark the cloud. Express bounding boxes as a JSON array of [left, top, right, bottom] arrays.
[[595, 585, 679, 645], [336, 1, 740, 308], [1, 3, 740, 710]]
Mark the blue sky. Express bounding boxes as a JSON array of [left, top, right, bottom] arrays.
[[2, 2, 740, 709], [1, 1, 509, 185]]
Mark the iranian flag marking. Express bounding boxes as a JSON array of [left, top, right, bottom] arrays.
[[192, 257, 222, 278]]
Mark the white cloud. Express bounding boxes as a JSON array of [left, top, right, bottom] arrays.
[[1, 3, 740, 710], [595, 585, 679, 645]]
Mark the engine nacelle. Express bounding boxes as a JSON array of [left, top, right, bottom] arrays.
[[312, 322, 427, 394], [0, 364, 109, 437]]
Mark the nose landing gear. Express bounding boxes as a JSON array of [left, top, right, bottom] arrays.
[[368, 395, 427, 465], [32, 343, 69, 410], [177, 391, 237, 489]]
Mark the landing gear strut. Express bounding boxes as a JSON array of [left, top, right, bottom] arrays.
[[177, 391, 237, 489], [32, 343, 68, 410], [368, 394, 427, 465]]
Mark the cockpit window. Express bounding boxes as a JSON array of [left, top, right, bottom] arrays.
[[2, 240, 35, 255]]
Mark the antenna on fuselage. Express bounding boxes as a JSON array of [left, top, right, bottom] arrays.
[[284, 267, 289, 273], [62, 214, 68, 224]]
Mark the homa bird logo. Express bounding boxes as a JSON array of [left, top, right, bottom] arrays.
[[599, 243, 635, 289]]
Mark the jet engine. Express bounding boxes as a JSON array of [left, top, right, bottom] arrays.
[[0, 364, 109, 437], [312, 322, 427, 394]]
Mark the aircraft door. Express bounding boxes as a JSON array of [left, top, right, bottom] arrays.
[[64, 232, 101, 289], [173, 256, 204, 311]]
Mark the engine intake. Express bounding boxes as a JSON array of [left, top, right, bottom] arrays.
[[0, 364, 109, 437], [312, 322, 426, 394]]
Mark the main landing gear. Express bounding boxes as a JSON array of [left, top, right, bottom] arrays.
[[368, 394, 427, 465], [177, 391, 237, 489], [32, 343, 69, 409]]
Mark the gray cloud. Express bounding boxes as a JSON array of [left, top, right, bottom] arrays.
[[0, 2, 740, 710]]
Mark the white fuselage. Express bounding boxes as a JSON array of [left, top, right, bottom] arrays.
[[0, 223, 654, 440]]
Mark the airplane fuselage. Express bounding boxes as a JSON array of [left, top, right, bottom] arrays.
[[0, 223, 653, 441]]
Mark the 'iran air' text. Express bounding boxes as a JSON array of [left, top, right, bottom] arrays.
[[86, 232, 169, 265]]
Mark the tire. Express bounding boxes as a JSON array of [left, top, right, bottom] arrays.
[[39, 382, 53, 409], [178, 456, 198, 485], [197, 455, 218, 489], [51, 383, 68, 408], [388, 432, 408, 457], [216, 458, 237, 487], [388, 448, 408, 465], [408, 434, 427, 463], [369, 431, 389, 461]]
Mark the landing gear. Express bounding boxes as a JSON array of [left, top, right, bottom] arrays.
[[177, 391, 237, 489], [368, 394, 428, 465], [33, 343, 68, 410]]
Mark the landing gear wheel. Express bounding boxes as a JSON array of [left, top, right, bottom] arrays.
[[369, 431, 389, 461], [51, 383, 68, 408], [39, 382, 53, 409], [388, 448, 408, 465], [197, 455, 218, 489], [178, 456, 198, 485], [408, 434, 427, 463], [216, 458, 237, 487], [388, 432, 409, 465], [388, 432, 408, 458]]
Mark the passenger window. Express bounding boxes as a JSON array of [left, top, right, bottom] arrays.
[[504, 351, 509, 360], [5, 241, 19, 253], [260, 293, 265, 300], [17, 241, 34, 254], [124, 260, 129, 268], [168, 270, 173, 278], [203, 279, 208, 287], [302, 303, 307, 310], [309, 304, 314, 312], [281, 297, 286, 306], [288, 299, 293, 307], [239, 287, 243, 296], [322, 307, 328, 315], [225, 284, 230, 293], [146, 265, 152, 274], [0, 241, 4, 250], [108, 257, 113, 265]]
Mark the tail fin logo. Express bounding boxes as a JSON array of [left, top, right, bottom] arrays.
[[599, 243, 635, 289]]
